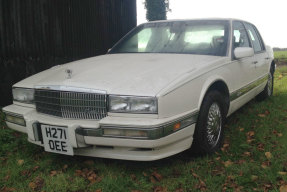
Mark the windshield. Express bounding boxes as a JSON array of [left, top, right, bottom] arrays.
[[110, 20, 230, 56]]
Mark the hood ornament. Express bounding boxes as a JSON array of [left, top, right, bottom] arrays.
[[65, 69, 72, 79]]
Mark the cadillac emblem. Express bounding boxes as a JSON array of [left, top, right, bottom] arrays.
[[65, 69, 72, 79]]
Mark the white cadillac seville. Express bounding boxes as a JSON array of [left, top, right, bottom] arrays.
[[2, 19, 275, 161]]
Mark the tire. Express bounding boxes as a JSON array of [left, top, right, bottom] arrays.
[[256, 68, 274, 101], [191, 90, 227, 155]]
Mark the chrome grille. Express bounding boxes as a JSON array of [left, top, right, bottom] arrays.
[[35, 89, 107, 120]]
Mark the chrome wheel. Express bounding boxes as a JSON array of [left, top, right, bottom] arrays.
[[267, 72, 273, 96], [206, 102, 222, 147]]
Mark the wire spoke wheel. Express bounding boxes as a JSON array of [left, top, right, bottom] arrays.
[[206, 102, 222, 147]]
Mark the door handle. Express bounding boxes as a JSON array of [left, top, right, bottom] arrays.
[[252, 61, 258, 64]]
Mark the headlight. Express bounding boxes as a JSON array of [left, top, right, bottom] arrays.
[[109, 95, 158, 114], [12, 87, 34, 104]]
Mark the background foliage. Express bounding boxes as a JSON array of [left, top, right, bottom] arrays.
[[145, 0, 170, 21]]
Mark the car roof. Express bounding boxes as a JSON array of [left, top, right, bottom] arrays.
[[145, 18, 252, 25]]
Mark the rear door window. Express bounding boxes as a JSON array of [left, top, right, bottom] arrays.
[[244, 23, 265, 53]]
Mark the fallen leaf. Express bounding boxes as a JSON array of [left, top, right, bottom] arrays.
[[278, 172, 287, 175], [265, 152, 272, 159], [257, 143, 265, 151], [63, 164, 68, 169], [223, 143, 229, 148], [0, 187, 16, 192], [239, 127, 244, 132], [95, 189, 102, 192], [261, 161, 271, 169], [195, 179, 207, 191], [150, 176, 157, 184], [278, 74, 283, 79], [215, 157, 221, 161], [153, 186, 167, 192], [243, 152, 251, 156], [258, 114, 266, 118], [224, 160, 233, 167], [280, 185, 287, 192], [237, 159, 246, 165], [278, 133, 283, 137], [50, 170, 58, 176], [32, 166, 39, 172], [28, 182, 36, 189], [130, 174, 137, 181], [247, 131, 255, 137], [251, 175, 258, 181], [151, 172, 163, 182], [17, 159, 24, 166], [175, 188, 184, 192], [192, 172, 199, 178]]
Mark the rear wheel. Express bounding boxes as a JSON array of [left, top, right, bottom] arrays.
[[191, 90, 227, 155], [256, 69, 274, 101]]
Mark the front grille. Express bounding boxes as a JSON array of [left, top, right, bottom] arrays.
[[35, 89, 107, 120]]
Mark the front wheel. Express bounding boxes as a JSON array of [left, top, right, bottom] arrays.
[[191, 90, 227, 155]]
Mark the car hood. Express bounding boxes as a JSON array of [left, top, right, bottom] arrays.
[[15, 54, 226, 96]]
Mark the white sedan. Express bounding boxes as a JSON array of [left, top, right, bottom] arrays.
[[2, 18, 275, 161]]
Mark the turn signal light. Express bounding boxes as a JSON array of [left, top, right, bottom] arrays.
[[5, 113, 26, 126]]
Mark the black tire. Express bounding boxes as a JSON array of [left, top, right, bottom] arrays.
[[191, 90, 227, 155], [256, 68, 274, 101]]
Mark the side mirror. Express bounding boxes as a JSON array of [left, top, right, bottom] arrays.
[[234, 47, 254, 59]]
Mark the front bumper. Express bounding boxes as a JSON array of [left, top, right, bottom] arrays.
[[2, 104, 197, 161]]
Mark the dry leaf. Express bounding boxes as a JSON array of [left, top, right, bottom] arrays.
[[17, 159, 24, 166], [265, 152, 272, 159], [239, 127, 244, 132], [278, 172, 287, 175], [247, 131, 255, 137], [130, 174, 137, 181], [261, 161, 271, 169], [243, 152, 251, 156], [50, 170, 58, 176], [1, 187, 16, 192], [153, 186, 167, 192], [63, 164, 68, 169], [75, 169, 82, 176], [150, 176, 157, 184], [251, 175, 258, 181], [278, 133, 283, 137], [258, 114, 266, 118], [192, 172, 199, 178], [223, 144, 229, 148], [247, 139, 254, 144], [280, 185, 287, 192], [224, 160, 233, 167], [151, 172, 163, 182], [32, 166, 39, 172], [28, 182, 37, 189]]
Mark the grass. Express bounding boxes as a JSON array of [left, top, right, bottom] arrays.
[[274, 51, 287, 65], [1, 67, 287, 191]]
